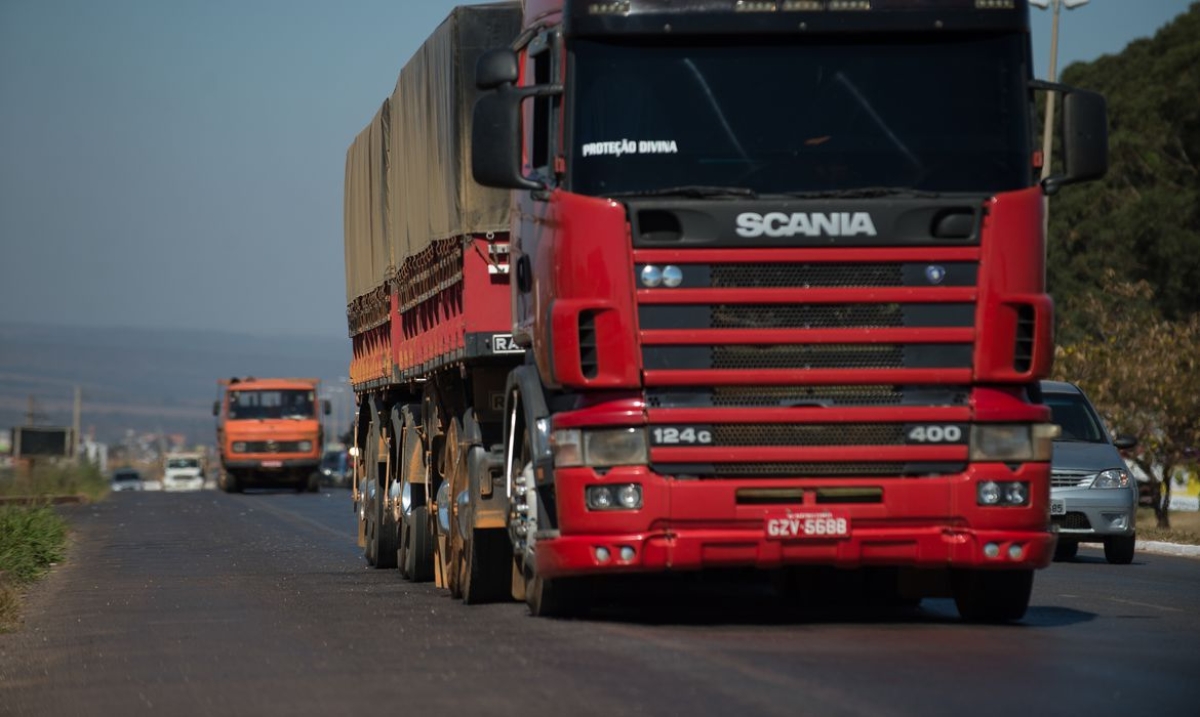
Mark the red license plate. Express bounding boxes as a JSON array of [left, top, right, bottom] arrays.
[[261, 460, 283, 469], [765, 510, 851, 540]]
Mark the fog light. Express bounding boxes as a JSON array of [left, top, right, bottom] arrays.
[[1104, 513, 1129, 530], [978, 481, 1001, 505], [587, 486, 614, 510], [595, 547, 611, 563], [984, 543, 1001, 559], [619, 546, 636, 562], [1008, 544, 1024, 560]]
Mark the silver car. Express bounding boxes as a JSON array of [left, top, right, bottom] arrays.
[[1042, 380, 1138, 564]]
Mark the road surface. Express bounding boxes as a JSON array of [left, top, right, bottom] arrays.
[[1, 490, 1196, 716]]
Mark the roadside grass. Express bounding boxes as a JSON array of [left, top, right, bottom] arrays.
[[0, 463, 103, 631], [0, 506, 68, 631], [0, 462, 109, 501], [1137, 508, 1200, 546]]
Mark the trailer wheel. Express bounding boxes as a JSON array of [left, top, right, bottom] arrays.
[[398, 407, 434, 581], [402, 506, 434, 580], [952, 569, 1033, 623], [375, 421, 399, 569]]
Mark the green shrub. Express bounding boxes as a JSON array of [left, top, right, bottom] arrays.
[[0, 506, 67, 584]]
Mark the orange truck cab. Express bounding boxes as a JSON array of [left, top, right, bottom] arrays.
[[213, 377, 329, 493]]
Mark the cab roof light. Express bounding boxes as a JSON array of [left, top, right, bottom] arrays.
[[735, 0, 778, 11], [588, 1, 631, 14], [828, 0, 871, 9]]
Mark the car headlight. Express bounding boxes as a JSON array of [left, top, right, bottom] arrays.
[[232, 442, 247, 453], [970, 424, 1057, 462], [552, 428, 647, 468], [1091, 469, 1130, 489]]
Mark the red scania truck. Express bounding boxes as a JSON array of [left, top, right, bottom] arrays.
[[345, 0, 1107, 621]]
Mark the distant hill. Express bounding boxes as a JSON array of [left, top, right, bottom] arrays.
[[0, 323, 352, 447]]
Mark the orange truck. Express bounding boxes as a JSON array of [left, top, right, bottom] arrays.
[[213, 377, 329, 493]]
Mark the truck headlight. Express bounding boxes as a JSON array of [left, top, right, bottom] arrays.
[[552, 428, 647, 468], [970, 424, 1057, 462], [298, 441, 313, 452], [232, 442, 247, 453], [1091, 469, 1130, 489]]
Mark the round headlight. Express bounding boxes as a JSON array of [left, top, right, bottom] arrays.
[[1004, 481, 1028, 505], [661, 265, 683, 288], [232, 442, 246, 453], [587, 486, 614, 510], [298, 441, 313, 452], [978, 481, 1001, 505], [617, 484, 642, 509], [640, 265, 663, 288]]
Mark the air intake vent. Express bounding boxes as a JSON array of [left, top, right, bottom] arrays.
[[579, 311, 598, 379], [1014, 305, 1035, 372]]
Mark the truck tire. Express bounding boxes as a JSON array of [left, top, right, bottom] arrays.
[[461, 528, 512, 604], [526, 574, 589, 618], [952, 569, 1033, 623], [402, 506, 434, 581], [398, 407, 434, 582], [1104, 535, 1136, 564], [221, 471, 241, 494]]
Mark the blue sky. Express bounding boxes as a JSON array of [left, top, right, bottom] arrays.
[[0, 0, 1192, 338]]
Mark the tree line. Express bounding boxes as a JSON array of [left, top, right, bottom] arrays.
[[1048, 3, 1200, 526]]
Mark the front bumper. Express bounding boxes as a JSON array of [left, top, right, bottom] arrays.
[[535, 462, 1054, 579], [1051, 486, 1137, 540]]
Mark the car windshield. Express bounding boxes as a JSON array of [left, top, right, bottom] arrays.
[[1045, 393, 1108, 443], [228, 390, 315, 420], [113, 471, 140, 482], [569, 33, 1032, 197]]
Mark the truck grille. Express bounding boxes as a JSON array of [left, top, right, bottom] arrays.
[[240, 441, 307, 453], [636, 249, 979, 481]]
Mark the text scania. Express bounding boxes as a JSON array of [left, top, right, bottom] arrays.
[[736, 212, 878, 238]]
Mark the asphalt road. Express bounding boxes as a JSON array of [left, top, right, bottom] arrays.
[[1, 490, 1197, 717]]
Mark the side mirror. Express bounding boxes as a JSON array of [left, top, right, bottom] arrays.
[[471, 49, 561, 191], [1042, 86, 1108, 195], [1113, 435, 1138, 451], [476, 49, 519, 90], [472, 88, 543, 191], [323, 400, 332, 416], [212, 401, 220, 417]]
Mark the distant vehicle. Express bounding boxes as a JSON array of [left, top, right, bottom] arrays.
[[320, 449, 349, 487], [110, 468, 143, 492], [163, 452, 206, 492], [213, 377, 329, 493], [1041, 381, 1139, 564]]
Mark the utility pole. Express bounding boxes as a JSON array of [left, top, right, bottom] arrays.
[[1031, 0, 1091, 235], [72, 386, 82, 460]]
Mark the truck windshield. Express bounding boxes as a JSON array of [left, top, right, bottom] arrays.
[[228, 390, 315, 420], [167, 458, 200, 469], [568, 33, 1032, 197]]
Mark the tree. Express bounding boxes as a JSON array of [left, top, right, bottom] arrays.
[[1048, 3, 1200, 339], [1053, 279, 1200, 528]]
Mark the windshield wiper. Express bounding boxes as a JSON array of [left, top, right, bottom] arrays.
[[771, 187, 942, 200], [607, 185, 757, 199]]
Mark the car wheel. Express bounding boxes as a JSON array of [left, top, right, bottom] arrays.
[[1104, 535, 1136, 565], [952, 569, 1033, 623], [1053, 539, 1079, 562]]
